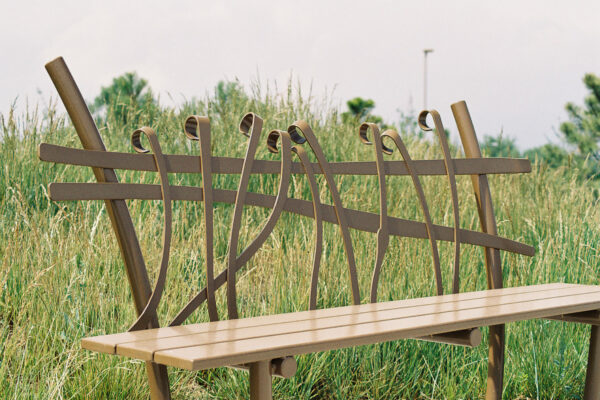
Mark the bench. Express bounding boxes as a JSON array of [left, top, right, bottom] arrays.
[[41, 56, 600, 399]]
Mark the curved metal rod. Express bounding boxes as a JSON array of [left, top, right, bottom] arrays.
[[288, 121, 361, 305], [381, 130, 443, 295], [359, 123, 390, 303], [170, 288, 206, 326], [128, 127, 172, 331], [292, 145, 324, 310], [184, 116, 219, 321], [227, 113, 264, 319], [419, 110, 461, 294], [172, 128, 295, 324], [234, 130, 294, 270]]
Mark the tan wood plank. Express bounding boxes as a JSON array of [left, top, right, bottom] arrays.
[[115, 285, 598, 361], [39, 143, 531, 176], [82, 283, 568, 354], [153, 290, 600, 370]]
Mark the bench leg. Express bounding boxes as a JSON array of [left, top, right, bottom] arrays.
[[485, 324, 505, 400], [585, 325, 600, 399], [249, 360, 272, 400], [147, 362, 171, 400]]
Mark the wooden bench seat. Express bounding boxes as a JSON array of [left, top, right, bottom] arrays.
[[83, 283, 600, 370], [42, 57, 600, 399]]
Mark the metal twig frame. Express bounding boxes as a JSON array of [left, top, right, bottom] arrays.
[[40, 109, 537, 329]]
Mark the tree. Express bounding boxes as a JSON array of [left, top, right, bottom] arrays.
[[215, 80, 245, 104], [92, 72, 156, 125], [481, 134, 521, 158], [480, 133, 573, 173], [342, 97, 383, 124], [524, 144, 569, 169], [559, 73, 600, 160]]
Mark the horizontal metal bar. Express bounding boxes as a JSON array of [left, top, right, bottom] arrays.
[[229, 356, 297, 379], [545, 310, 600, 325], [39, 143, 532, 176], [417, 328, 482, 347], [48, 182, 534, 256]]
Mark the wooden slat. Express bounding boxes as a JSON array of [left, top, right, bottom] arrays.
[[39, 143, 531, 176], [114, 285, 596, 362], [81, 283, 569, 354], [153, 288, 600, 370], [48, 182, 535, 256]]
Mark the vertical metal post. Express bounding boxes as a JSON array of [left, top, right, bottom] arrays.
[[585, 325, 600, 399], [451, 100, 504, 400], [249, 360, 272, 400], [45, 57, 171, 400], [423, 49, 434, 110]]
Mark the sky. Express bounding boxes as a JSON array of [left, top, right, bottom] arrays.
[[1, 0, 599, 149]]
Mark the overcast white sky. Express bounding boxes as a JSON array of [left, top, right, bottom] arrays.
[[2, 0, 599, 149]]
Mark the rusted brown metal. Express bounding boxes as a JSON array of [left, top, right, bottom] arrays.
[[46, 178, 535, 256], [292, 144, 324, 311], [227, 113, 264, 319], [128, 127, 173, 332], [39, 142, 532, 176], [546, 310, 600, 325], [419, 110, 461, 294], [360, 123, 390, 303], [49, 183, 535, 257], [235, 129, 293, 270], [231, 356, 298, 379], [451, 100, 504, 400], [380, 129, 443, 295], [288, 121, 361, 306], [417, 328, 482, 347], [48, 63, 590, 398], [44, 57, 171, 400], [184, 116, 219, 322], [249, 360, 272, 400], [585, 325, 600, 399]]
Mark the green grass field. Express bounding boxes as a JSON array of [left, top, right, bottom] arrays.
[[1, 87, 599, 399]]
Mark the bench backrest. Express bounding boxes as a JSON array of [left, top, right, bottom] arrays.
[[41, 61, 534, 331]]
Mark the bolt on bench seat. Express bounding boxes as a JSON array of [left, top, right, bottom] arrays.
[[41, 56, 600, 400], [83, 283, 600, 371]]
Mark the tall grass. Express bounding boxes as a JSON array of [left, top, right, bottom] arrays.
[[1, 83, 599, 399]]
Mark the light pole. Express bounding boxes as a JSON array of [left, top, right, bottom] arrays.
[[423, 48, 434, 110]]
